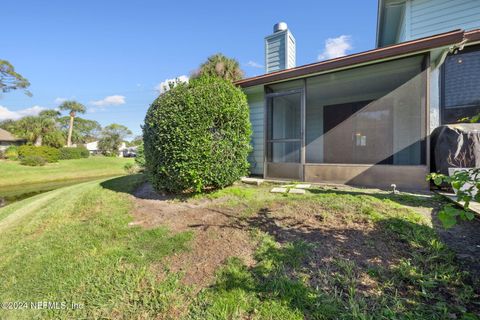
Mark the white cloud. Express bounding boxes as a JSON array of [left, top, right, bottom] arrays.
[[155, 75, 189, 94], [54, 97, 67, 105], [246, 60, 263, 69], [0, 105, 46, 121], [91, 95, 126, 107], [318, 35, 352, 60]]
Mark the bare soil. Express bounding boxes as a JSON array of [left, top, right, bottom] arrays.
[[132, 183, 255, 289], [130, 183, 408, 294], [433, 213, 480, 278], [129, 182, 479, 306]]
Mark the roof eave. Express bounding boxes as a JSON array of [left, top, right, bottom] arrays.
[[236, 29, 465, 88]]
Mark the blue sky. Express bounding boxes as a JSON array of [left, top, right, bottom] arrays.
[[1, 0, 378, 137]]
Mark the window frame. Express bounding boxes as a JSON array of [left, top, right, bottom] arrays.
[[440, 44, 480, 124]]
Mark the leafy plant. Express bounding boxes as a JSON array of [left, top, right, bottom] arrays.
[[427, 169, 479, 227], [57, 116, 101, 144], [458, 112, 480, 123], [2, 109, 62, 147], [123, 162, 140, 174], [0, 59, 31, 96], [4, 146, 18, 160], [58, 100, 87, 147], [143, 76, 252, 193], [193, 53, 244, 82], [134, 143, 145, 169], [17, 145, 60, 163], [59, 147, 90, 160], [98, 123, 132, 156], [20, 155, 46, 166]]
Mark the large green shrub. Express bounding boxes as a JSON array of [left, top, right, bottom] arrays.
[[143, 76, 252, 193], [20, 155, 46, 166], [59, 147, 90, 160], [18, 145, 60, 163]]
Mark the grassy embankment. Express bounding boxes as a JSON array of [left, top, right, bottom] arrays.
[[0, 174, 192, 319], [0, 175, 478, 319], [0, 157, 133, 187]]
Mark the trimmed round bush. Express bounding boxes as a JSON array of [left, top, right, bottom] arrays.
[[20, 155, 46, 166], [59, 147, 90, 160], [18, 145, 60, 163], [143, 76, 252, 193]]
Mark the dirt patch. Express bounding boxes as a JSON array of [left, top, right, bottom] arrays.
[[433, 213, 480, 278], [131, 183, 255, 289], [129, 182, 479, 312], [132, 183, 406, 297]]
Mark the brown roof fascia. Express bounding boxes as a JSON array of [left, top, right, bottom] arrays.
[[236, 29, 464, 88], [465, 29, 480, 43]]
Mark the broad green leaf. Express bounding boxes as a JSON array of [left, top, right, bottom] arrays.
[[463, 211, 475, 221], [438, 210, 457, 228]]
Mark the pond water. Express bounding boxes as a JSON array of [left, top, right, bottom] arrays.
[[0, 176, 117, 207]]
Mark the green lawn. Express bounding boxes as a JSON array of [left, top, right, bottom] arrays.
[[0, 174, 192, 319], [0, 176, 478, 319], [0, 157, 133, 187]]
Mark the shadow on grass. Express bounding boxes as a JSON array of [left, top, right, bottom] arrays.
[[191, 206, 480, 319], [100, 174, 239, 202], [100, 174, 147, 194]]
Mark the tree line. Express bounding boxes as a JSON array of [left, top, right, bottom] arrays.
[[1, 111, 132, 156], [0, 53, 244, 155]]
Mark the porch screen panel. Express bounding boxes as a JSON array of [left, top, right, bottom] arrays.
[[266, 93, 302, 163], [305, 55, 426, 165]]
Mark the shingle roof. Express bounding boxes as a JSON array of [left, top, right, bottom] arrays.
[[0, 128, 22, 142]]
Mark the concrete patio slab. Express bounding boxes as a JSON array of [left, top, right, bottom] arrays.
[[437, 192, 480, 215], [241, 177, 263, 186], [288, 188, 306, 194], [295, 184, 311, 189]]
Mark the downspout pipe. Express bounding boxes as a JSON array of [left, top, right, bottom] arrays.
[[434, 38, 468, 69]]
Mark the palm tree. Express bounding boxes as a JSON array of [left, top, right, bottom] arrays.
[[15, 116, 42, 145], [59, 100, 86, 147], [194, 53, 244, 82], [17, 110, 60, 146], [1, 109, 60, 146]]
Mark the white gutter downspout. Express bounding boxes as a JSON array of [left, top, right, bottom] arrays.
[[429, 38, 468, 133], [433, 38, 468, 68]]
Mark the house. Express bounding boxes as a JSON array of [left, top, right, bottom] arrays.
[[237, 0, 480, 190], [85, 140, 127, 157], [0, 128, 25, 151]]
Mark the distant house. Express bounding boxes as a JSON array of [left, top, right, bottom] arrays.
[[0, 128, 25, 151], [85, 140, 127, 157], [237, 0, 480, 190]]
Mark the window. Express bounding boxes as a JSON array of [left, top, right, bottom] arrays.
[[442, 45, 480, 124]]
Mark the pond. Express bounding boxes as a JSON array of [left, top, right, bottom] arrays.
[[0, 176, 118, 207]]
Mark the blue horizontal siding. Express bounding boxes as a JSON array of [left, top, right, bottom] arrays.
[[247, 92, 264, 175], [410, 0, 480, 39]]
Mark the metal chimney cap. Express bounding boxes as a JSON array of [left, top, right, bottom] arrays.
[[274, 22, 288, 33]]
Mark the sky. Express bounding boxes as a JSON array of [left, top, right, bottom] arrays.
[[1, 0, 378, 137]]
